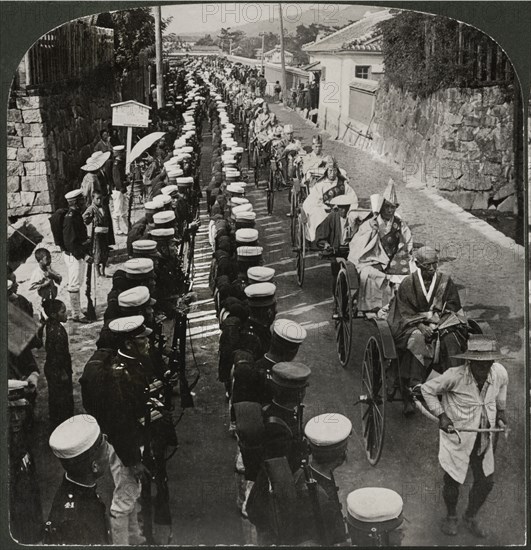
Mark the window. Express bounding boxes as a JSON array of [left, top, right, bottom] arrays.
[[355, 65, 371, 79]]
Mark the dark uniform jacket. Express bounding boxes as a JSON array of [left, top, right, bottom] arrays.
[[63, 208, 88, 259], [94, 351, 148, 466], [44, 475, 110, 545], [126, 216, 150, 256]]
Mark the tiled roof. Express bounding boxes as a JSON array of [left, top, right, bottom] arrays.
[[303, 9, 393, 53]]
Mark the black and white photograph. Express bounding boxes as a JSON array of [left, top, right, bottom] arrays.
[[5, 2, 527, 546]]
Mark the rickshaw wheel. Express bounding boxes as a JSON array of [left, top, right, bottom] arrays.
[[334, 266, 353, 367], [296, 217, 305, 287], [267, 170, 275, 215], [361, 336, 387, 466], [290, 193, 298, 246]]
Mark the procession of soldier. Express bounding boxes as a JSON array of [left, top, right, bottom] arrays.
[[8, 56, 511, 546]]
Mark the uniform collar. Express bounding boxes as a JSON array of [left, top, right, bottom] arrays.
[[65, 473, 96, 488]]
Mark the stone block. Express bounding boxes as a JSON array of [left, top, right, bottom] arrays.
[[20, 191, 36, 206], [494, 182, 514, 201], [24, 161, 51, 177], [21, 175, 49, 192], [17, 147, 48, 162], [33, 191, 51, 206], [8, 135, 23, 147], [16, 96, 42, 110], [14, 122, 48, 137], [7, 147, 17, 161], [440, 190, 475, 210], [457, 126, 477, 141], [23, 136, 46, 148], [471, 193, 489, 210], [7, 161, 24, 177], [22, 109, 43, 124], [8, 109, 22, 123], [446, 113, 463, 125], [496, 195, 515, 213], [7, 176, 20, 193], [480, 161, 502, 177], [25, 205, 52, 215]]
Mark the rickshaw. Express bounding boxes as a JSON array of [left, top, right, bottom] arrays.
[[294, 194, 495, 465]]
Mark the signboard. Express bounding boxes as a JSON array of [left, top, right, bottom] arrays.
[[111, 100, 151, 128]]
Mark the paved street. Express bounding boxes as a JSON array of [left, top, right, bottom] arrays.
[[19, 100, 525, 545]]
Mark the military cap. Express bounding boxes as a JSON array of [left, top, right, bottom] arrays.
[[270, 362, 311, 389], [123, 258, 154, 279], [161, 184, 179, 197], [164, 158, 179, 170], [329, 195, 358, 207], [176, 176, 194, 188], [227, 184, 245, 195], [234, 211, 257, 227], [305, 413, 352, 462], [232, 204, 253, 216], [149, 228, 175, 241], [346, 488, 403, 525], [237, 246, 263, 262], [49, 415, 102, 460], [235, 228, 259, 245], [65, 189, 83, 201], [132, 240, 159, 256], [144, 200, 161, 215], [153, 211, 176, 226], [167, 168, 184, 180], [225, 169, 241, 182], [113, 145, 125, 152], [108, 314, 153, 338], [272, 318, 307, 344], [152, 194, 172, 208], [230, 197, 249, 206], [244, 281, 275, 307], [181, 146, 194, 154], [231, 146, 244, 154], [118, 286, 155, 309], [247, 266, 275, 283]]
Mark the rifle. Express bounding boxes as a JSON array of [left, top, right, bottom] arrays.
[[85, 226, 97, 321], [127, 172, 135, 231], [141, 392, 156, 545], [301, 459, 327, 545], [168, 297, 197, 409]]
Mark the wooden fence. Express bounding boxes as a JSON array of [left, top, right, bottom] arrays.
[[22, 21, 114, 87]]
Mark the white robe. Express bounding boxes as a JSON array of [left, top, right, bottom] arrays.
[[302, 177, 358, 242]]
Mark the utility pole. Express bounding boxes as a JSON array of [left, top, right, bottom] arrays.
[[278, 3, 287, 105], [260, 32, 265, 73], [154, 6, 165, 108]]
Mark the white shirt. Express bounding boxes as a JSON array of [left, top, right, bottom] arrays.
[[421, 363, 508, 484]]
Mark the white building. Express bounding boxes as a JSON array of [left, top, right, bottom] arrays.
[[303, 9, 393, 138], [264, 46, 294, 66]]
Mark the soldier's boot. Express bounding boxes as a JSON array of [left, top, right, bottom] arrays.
[[128, 503, 146, 545], [110, 514, 130, 545], [69, 291, 88, 324]]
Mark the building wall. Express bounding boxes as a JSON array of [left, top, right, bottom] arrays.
[[7, 71, 117, 218], [315, 51, 383, 135], [371, 83, 516, 211]]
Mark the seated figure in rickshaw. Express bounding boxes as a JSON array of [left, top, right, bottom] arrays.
[[301, 155, 358, 242], [347, 180, 413, 316], [315, 194, 359, 317], [276, 124, 303, 184], [387, 246, 468, 413], [300, 135, 325, 189]]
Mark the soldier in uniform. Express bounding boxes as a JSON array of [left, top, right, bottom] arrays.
[[87, 315, 153, 545], [127, 201, 160, 256], [238, 281, 276, 360], [62, 189, 93, 323], [244, 362, 312, 542], [112, 144, 129, 235], [44, 415, 111, 545], [303, 412, 353, 544]]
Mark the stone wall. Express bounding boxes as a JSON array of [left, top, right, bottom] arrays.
[[7, 74, 117, 218], [370, 84, 516, 212]]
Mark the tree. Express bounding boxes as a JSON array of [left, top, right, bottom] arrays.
[[217, 27, 246, 53], [196, 34, 216, 46], [97, 8, 172, 74]]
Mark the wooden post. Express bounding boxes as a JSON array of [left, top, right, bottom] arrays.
[[125, 126, 133, 175], [278, 3, 287, 106]]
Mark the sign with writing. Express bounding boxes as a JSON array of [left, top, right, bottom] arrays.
[[111, 100, 151, 128]]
